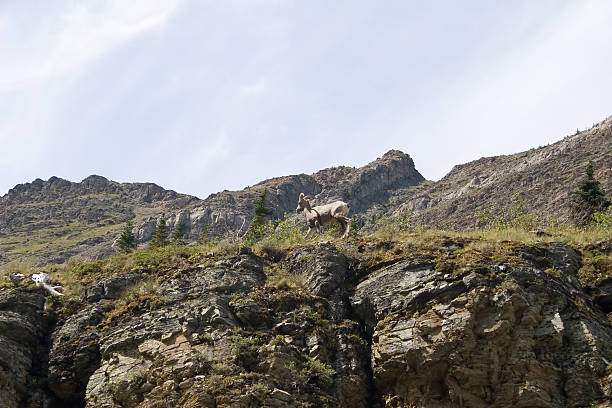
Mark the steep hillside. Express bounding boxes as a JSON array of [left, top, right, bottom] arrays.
[[0, 176, 198, 265], [0, 151, 424, 266], [392, 116, 612, 228]]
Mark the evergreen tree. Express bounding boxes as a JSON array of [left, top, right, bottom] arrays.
[[173, 220, 185, 244], [245, 190, 272, 243], [117, 220, 136, 253], [150, 213, 168, 248], [253, 190, 272, 223], [571, 162, 611, 225]]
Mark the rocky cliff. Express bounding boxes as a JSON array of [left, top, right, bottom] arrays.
[[1, 232, 611, 407]]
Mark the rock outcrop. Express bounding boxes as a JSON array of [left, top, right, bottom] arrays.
[[0, 290, 55, 407], [352, 243, 612, 407], [35, 249, 368, 407], [2, 236, 611, 407]]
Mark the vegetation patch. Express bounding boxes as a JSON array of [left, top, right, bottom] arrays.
[[287, 356, 336, 388], [579, 252, 612, 286], [251, 284, 316, 314], [100, 278, 166, 327], [230, 330, 261, 371]]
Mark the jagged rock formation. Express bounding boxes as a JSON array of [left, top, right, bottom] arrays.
[[0, 151, 423, 266], [165, 149, 424, 243], [391, 116, 612, 228], [1, 237, 610, 407], [352, 243, 612, 407]]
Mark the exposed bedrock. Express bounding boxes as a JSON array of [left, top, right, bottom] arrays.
[[0, 290, 57, 407], [2, 241, 611, 407], [352, 243, 612, 408]]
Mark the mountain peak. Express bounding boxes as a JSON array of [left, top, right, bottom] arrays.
[[365, 150, 414, 169], [381, 149, 409, 159], [82, 174, 109, 183]]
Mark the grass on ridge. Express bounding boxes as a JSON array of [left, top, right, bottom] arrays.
[[1, 214, 610, 304]]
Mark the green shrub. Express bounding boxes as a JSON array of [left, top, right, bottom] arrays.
[[67, 258, 105, 279], [571, 162, 610, 225], [287, 356, 335, 383], [117, 220, 136, 253], [172, 219, 186, 244], [244, 190, 273, 244], [249, 216, 305, 253], [590, 211, 612, 229], [230, 332, 260, 371]]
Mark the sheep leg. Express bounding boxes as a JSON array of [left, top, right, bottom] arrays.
[[338, 216, 351, 238], [305, 226, 313, 239]]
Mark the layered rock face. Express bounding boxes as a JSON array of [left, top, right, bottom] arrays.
[[0, 290, 55, 407], [52, 248, 371, 408], [1, 238, 611, 407], [352, 243, 612, 407]]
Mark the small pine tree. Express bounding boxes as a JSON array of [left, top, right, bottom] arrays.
[[173, 220, 185, 244], [150, 213, 168, 248], [245, 190, 273, 243], [252, 190, 272, 223], [570, 162, 611, 225], [117, 220, 136, 253]]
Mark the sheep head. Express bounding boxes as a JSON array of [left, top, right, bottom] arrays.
[[296, 193, 315, 213]]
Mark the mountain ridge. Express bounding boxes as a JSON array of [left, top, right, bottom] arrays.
[[0, 151, 424, 265], [1, 116, 611, 266], [0, 119, 611, 407], [389, 115, 612, 228]]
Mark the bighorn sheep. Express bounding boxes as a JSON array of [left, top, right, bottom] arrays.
[[31, 272, 64, 296], [295, 193, 351, 238]]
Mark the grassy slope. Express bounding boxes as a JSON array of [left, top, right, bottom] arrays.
[[1, 222, 610, 317], [0, 191, 177, 265]]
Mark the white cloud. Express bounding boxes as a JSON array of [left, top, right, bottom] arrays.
[[0, 1, 183, 90], [411, 1, 612, 179], [1, 1, 611, 198]]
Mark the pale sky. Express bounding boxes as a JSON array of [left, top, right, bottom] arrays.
[[1, 1, 611, 199]]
